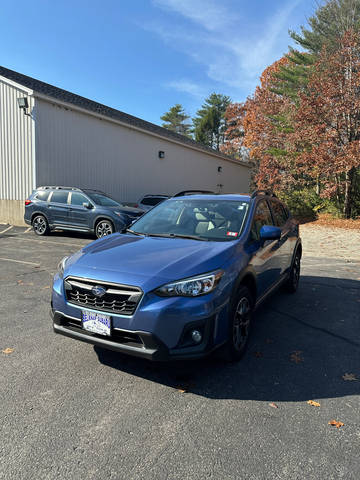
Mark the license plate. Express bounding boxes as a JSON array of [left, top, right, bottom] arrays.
[[82, 310, 111, 336]]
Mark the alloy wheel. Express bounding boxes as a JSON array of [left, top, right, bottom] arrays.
[[233, 296, 251, 351], [96, 221, 113, 238], [33, 216, 47, 235], [292, 254, 301, 289]]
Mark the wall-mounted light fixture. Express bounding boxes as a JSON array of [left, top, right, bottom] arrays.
[[17, 97, 30, 116], [217, 166, 222, 173], [158, 151, 165, 159]]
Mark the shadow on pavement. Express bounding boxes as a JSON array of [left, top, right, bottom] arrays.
[[42, 230, 95, 241], [95, 274, 360, 402]]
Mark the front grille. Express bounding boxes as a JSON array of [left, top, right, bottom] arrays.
[[64, 277, 143, 315]]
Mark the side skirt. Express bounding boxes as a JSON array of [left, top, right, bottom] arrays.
[[50, 224, 93, 233], [254, 273, 289, 310]]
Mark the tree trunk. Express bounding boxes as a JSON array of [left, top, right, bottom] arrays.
[[335, 174, 342, 211], [343, 167, 356, 218]]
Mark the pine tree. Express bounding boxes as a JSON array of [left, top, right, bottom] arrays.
[[193, 93, 231, 150], [276, 0, 360, 99], [160, 104, 192, 137], [290, 0, 360, 54]]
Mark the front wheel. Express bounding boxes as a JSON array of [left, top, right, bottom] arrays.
[[32, 215, 49, 236], [284, 251, 301, 293], [222, 286, 253, 362], [95, 220, 114, 239]]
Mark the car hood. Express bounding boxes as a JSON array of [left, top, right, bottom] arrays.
[[65, 233, 237, 292]]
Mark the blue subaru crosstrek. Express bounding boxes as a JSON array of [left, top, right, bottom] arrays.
[[24, 186, 144, 239], [51, 191, 301, 362]]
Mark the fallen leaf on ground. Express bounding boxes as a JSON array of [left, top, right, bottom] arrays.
[[176, 387, 187, 393], [307, 400, 321, 407], [328, 420, 344, 429], [342, 373, 357, 381], [269, 402, 278, 409], [2, 348, 14, 354], [290, 351, 304, 364], [254, 351, 263, 358]]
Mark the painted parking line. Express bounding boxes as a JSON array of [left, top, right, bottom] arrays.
[[0, 257, 40, 267], [0, 225, 13, 235], [9, 236, 87, 248], [24, 227, 32, 233]]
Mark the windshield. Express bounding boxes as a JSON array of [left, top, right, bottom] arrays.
[[130, 199, 249, 241], [86, 192, 120, 207]]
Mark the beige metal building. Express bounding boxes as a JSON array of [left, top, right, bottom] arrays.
[[0, 66, 251, 225]]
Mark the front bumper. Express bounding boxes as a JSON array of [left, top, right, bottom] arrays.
[[51, 309, 220, 361]]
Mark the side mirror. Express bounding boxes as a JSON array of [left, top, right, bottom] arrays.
[[260, 225, 281, 241], [83, 202, 93, 209]]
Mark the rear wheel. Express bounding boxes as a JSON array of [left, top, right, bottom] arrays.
[[284, 251, 301, 293], [32, 215, 49, 236], [222, 285, 253, 362], [95, 220, 114, 239]]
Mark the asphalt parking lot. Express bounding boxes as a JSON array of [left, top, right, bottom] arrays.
[[0, 225, 359, 480]]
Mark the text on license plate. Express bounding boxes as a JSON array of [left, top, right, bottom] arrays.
[[82, 310, 111, 336]]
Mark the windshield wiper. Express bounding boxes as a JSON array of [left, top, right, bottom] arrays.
[[161, 233, 208, 241], [127, 231, 208, 241], [126, 229, 145, 236]]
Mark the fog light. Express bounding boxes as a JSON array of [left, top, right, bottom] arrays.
[[191, 330, 202, 343]]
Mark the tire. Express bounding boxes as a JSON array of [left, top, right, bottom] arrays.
[[95, 220, 114, 239], [284, 250, 301, 293], [32, 214, 49, 236], [222, 285, 254, 362]]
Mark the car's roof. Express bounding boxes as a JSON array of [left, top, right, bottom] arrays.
[[83, 189, 107, 194], [168, 193, 251, 201], [140, 194, 169, 199]]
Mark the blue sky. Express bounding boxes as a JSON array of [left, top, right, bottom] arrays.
[[0, 0, 315, 125]]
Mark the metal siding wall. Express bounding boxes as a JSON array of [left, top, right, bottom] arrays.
[[0, 80, 34, 200], [35, 99, 251, 202]]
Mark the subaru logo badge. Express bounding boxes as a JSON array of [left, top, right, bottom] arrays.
[[92, 285, 106, 297]]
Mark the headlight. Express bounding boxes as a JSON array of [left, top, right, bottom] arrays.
[[57, 256, 69, 278], [155, 270, 223, 297]]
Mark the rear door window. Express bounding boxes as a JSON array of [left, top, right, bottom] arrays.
[[271, 201, 289, 227], [70, 192, 89, 206], [250, 200, 274, 242], [50, 191, 69, 204]]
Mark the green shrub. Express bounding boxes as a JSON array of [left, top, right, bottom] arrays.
[[277, 189, 323, 219]]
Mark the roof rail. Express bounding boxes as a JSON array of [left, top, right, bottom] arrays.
[[37, 186, 82, 191], [251, 189, 277, 199], [173, 190, 215, 197], [82, 188, 107, 194]]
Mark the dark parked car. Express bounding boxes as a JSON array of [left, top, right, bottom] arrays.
[[24, 186, 144, 238], [135, 194, 169, 212], [51, 190, 301, 362]]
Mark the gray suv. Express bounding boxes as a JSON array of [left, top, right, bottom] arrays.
[[24, 186, 144, 238]]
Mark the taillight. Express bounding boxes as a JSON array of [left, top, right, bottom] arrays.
[[134, 204, 138, 208], [25, 199, 32, 205]]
